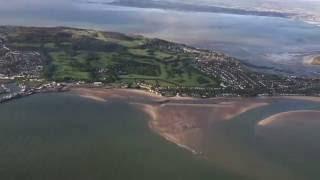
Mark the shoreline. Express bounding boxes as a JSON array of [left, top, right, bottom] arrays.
[[71, 87, 272, 155], [71, 86, 320, 101], [70, 87, 320, 155], [303, 54, 320, 66], [257, 110, 320, 127], [3, 85, 320, 104], [2, 86, 320, 156], [280, 95, 320, 102]]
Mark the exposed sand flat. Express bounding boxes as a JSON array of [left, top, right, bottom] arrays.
[[73, 88, 314, 179], [253, 110, 320, 180], [72, 88, 163, 102], [258, 110, 320, 127], [280, 96, 320, 103], [79, 95, 107, 102], [72, 87, 269, 154], [143, 101, 268, 152], [312, 56, 320, 65], [303, 54, 320, 65], [256, 110, 320, 167], [139, 104, 204, 154]]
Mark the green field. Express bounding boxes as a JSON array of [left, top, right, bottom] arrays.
[[6, 27, 218, 88]]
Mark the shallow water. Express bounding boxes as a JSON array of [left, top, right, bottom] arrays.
[[0, 93, 242, 180], [1, 93, 320, 179], [209, 99, 320, 180]]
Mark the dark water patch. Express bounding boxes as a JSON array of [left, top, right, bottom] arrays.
[[0, 93, 243, 180], [255, 110, 320, 180], [203, 99, 320, 180]]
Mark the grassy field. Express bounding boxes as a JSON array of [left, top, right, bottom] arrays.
[[5, 27, 218, 87]]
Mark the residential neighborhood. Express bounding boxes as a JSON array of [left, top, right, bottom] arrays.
[[1, 27, 320, 103]]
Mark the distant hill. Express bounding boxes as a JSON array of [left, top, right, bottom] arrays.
[[97, 0, 293, 18]]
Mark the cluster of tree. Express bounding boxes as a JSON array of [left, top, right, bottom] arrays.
[[113, 60, 160, 77], [101, 31, 135, 41], [71, 37, 127, 52], [9, 29, 72, 44]]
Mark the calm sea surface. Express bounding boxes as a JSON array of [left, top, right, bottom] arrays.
[[0, 93, 320, 179], [1, 3, 320, 179], [0, 93, 242, 180], [208, 99, 320, 180]]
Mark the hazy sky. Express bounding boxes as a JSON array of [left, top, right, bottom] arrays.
[[0, 0, 72, 10], [1, 0, 320, 13]]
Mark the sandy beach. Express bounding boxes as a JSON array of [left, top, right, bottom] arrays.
[[72, 87, 270, 154], [257, 110, 320, 127], [72, 87, 163, 101], [71, 88, 320, 180], [280, 96, 320, 102], [72, 87, 320, 156], [256, 110, 320, 159], [303, 54, 320, 66]]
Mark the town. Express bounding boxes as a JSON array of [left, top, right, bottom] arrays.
[[188, 47, 320, 97], [136, 39, 320, 97], [1, 27, 320, 102]]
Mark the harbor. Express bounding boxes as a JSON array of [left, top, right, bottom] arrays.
[[0, 82, 67, 104]]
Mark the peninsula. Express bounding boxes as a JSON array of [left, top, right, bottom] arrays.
[[0, 26, 320, 103], [1, 26, 320, 180]]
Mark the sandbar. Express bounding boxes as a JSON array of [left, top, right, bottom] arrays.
[[257, 110, 320, 127], [72, 87, 269, 154], [303, 54, 320, 65]]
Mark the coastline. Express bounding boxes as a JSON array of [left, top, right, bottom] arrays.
[[280, 95, 320, 102], [2, 86, 317, 180], [71, 87, 271, 154], [2, 86, 320, 155], [257, 110, 320, 127], [303, 54, 320, 66], [70, 87, 320, 154], [0, 84, 67, 104]]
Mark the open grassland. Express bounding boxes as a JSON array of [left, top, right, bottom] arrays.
[[4, 27, 218, 87]]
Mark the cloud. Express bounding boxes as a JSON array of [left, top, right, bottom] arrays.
[[0, 0, 73, 10]]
